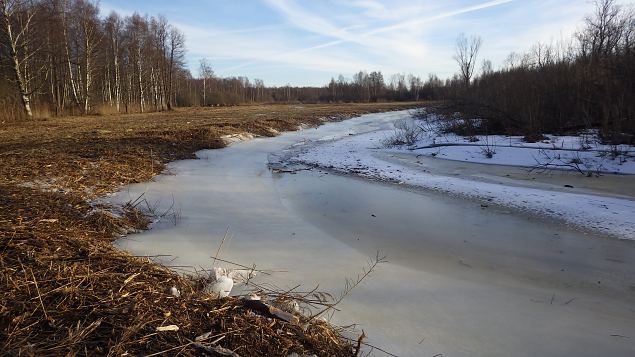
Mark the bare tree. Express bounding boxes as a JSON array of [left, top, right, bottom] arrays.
[[61, 0, 81, 109], [481, 59, 492, 75], [149, 15, 168, 110], [74, 0, 100, 113], [126, 13, 147, 112], [166, 26, 184, 109], [0, 0, 39, 117], [530, 42, 554, 68], [369, 71, 384, 100], [453, 33, 482, 86], [580, 0, 624, 58], [105, 11, 123, 112], [407, 74, 422, 101], [198, 58, 213, 106]]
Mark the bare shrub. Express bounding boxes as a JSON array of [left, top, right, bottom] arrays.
[[382, 119, 422, 147], [532, 149, 604, 177], [601, 143, 633, 164], [578, 131, 598, 151], [124, 192, 182, 226], [480, 135, 496, 158]]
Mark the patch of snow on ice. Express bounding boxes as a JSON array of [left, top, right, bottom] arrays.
[[291, 118, 635, 240]]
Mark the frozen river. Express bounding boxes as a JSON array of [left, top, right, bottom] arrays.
[[113, 110, 635, 356]]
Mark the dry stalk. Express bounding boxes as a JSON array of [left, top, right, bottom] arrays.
[[310, 251, 387, 322]]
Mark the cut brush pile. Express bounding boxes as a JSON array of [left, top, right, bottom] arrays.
[[0, 103, 418, 356]]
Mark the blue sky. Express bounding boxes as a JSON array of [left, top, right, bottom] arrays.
[[100, 0, 608, 86]]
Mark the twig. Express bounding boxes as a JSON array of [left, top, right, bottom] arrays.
[[29, 268, 50, 322], [563, 297, 576, 305], [341, 335, 398, 357], [201, 257, 277, 276], [310, 251, 387, 321], [213, 227, 231, 266], [353, 330, 366, 357], [145, 342, 193, 357]]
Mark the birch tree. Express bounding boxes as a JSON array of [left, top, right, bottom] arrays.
[[126, 13, 146, 112], [72, 0, 100, 113], [0, 0, 39, 117], [199, 58, 213, 106], [104, 12, 122, 111], [166, 26, 184, 109]]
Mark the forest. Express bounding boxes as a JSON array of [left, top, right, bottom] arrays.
[[1, 0, 634, 143], [443, 0, 635, 144]]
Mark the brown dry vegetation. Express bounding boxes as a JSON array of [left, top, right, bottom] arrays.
[[0, 102, 418, 356]]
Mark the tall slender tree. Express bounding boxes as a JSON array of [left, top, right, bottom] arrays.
[[0, 0, 39, 117], [198, 58, 213, 106]]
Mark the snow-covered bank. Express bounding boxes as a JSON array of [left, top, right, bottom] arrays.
[[402, 131, 635, 175], [290, 113, 635, 240]]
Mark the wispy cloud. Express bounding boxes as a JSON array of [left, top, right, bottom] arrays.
[[256, 0, 515, 75], [365, 0, 515, 36], [100, 0, 605, 86], [263, 0, 513, 48], [177, 22, 381, 78]]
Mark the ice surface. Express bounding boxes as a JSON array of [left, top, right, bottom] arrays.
[[111, 110, 635, 357]]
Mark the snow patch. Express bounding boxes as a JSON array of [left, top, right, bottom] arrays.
[[290, 116, 635, 240], [221, 132, 256, 144]]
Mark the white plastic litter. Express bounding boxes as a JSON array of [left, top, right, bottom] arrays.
[[205, 267, 258, 298], [168, 286, 180, 298], [207, 275, 233, 298]]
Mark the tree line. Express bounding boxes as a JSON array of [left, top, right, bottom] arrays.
[[440, 0, 635, 143], [3, 0, 633, 145], [1, 0, 188, 118]]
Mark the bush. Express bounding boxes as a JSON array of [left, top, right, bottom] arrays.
[[382, 119, 422, 147]]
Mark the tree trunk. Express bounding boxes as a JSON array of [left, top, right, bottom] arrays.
[[12, 54, 33, 116], [62, 8, 81, 108], [1, 2, 33, 117], [203, 78, 206, 106], [167, 47, 175, 110], [137, 45, 144, 113]]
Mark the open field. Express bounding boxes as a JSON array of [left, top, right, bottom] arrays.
[[0, 102, 418, 356]]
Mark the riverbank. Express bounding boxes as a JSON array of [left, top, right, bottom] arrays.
[[109, 109, 635, 357], [289, 112, 635, 240], [0, 103, 418, 356]]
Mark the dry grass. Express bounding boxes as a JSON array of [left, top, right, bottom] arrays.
[[1, 103, 418, 198], [0, 102, 419, 356]]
